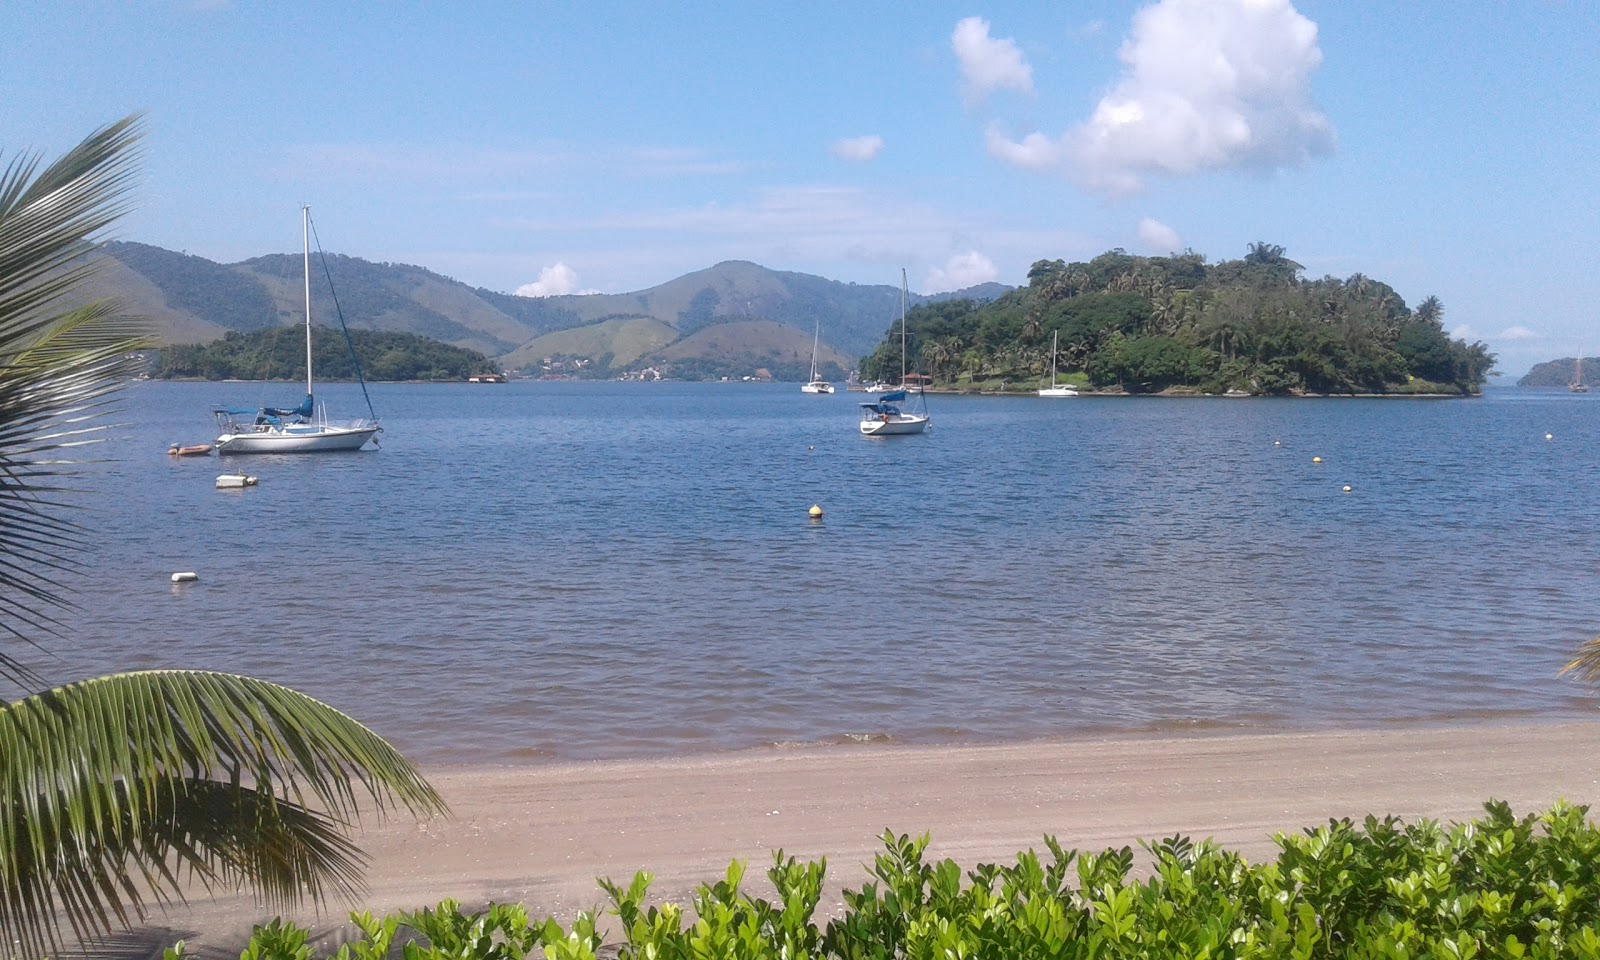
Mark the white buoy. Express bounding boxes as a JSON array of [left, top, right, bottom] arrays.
[[1546, 433, 1554, 441], [1312, 456, 1323, 464], [1342, 485, 1352, 493], [171, 572, 198, 583], [215, 473, 258, 489]]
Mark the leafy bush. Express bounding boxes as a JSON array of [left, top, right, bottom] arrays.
[[213, 802, 1600, 960]]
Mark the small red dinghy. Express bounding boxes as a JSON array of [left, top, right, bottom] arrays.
[[168, 444, 214, 457]]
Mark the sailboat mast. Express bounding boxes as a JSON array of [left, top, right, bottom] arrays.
[[900, 268, 908, 385], [302, 204, 314, 399]]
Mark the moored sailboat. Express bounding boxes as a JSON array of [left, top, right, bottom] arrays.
[[801, 318, 834, 394], [213, 206, 381, 453], [1038, 330, 1078, 397], [859, 269, 929, 436]]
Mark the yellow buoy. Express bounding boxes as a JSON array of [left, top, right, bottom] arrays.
[[808, 504, 823, 518], [1312, 456, 1323, 464]]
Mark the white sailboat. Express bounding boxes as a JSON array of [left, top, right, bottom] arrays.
[[214, 206, 382, 453], [1038, 330, 1078, 397], [801, 319, 834, 394], [1571, 353, 1589, 393], [859, 269, 930, 436]]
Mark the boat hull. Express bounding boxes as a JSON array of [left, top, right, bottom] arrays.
[[859, 414, 929, 436], [1038, 387, 1079, 397], [216, 424, 379, 454], [801, 381, 835, 394]]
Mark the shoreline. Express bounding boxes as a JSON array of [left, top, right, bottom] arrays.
[[149, 719, 1600, 950]]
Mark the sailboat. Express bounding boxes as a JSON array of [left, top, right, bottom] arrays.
[[213, 206, 382, 453], [801, 319, 835, 394], [1572, 353, 1590, 393], [1038, 330, 1078, 397], [859, 269, 930, 436]]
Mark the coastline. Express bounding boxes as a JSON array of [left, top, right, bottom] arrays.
[[151, 719, 1600, 950]]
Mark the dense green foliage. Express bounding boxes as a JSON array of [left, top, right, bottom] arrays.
[[862, 244, 1495, 395], [153, 326, 498, 381], [193, 802, 1600, 960]]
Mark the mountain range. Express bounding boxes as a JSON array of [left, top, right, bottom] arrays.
[[83, 242, 1009, 379]]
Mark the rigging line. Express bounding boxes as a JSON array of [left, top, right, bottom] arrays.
[[306, 215, 378, 421]]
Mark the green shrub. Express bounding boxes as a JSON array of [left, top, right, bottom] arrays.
[[218, 802, 1600, 960]]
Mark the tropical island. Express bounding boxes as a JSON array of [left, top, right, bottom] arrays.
[[152, 326, 500, 381], [1518, 357, 1591, 388], [860, 244, 1495, 396]]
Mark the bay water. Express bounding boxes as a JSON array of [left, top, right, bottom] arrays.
[[46, 381, 1600, 765]]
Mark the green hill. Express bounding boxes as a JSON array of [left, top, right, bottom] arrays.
[[153, 326, 497, 382], [863, 245, 1496, 396], [1518, 358, 1589, 387], [92, 245, 1006, 377]]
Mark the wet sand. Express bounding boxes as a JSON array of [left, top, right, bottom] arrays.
[[151, 721, 1600, 950]]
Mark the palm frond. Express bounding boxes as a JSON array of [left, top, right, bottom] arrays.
[[0, 670, 446, 955], [1560, 636, 1600, 686], [0, 116, 153, 689]]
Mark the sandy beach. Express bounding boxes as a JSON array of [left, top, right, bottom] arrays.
[[150, 720, 1600, 951]]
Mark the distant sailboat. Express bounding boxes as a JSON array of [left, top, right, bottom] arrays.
[[1572, 353, 1590, 393], [1038, 330, 1079, 397], [801, 319, 834, 394], [859, 269, 930, 436]]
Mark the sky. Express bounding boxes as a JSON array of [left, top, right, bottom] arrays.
[[4, 1, 1597, 376]]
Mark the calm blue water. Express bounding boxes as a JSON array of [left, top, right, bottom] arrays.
[[38, 381, 1600, 764]]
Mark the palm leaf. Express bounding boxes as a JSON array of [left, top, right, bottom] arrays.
[[0, 116, 152, 690], [0, 670, 447, 955], [1561, 637, 1600, 686]]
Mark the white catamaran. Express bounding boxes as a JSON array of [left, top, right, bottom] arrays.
[[214, 206, 382, 453], [859, 269, 930, 436]]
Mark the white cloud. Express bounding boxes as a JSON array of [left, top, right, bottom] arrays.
[[925, 251, 999, 293], [516, 262, 583, 297], [1137, 217, 1180, 253], [985, 127, 1061, 170], [831, 135, 885, 162], [952, 17, 1034, 101], [984, 0, 1334, 195], [1498, 325, 1537, 341]]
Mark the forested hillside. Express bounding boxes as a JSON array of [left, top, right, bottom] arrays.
[[863, 244, 1494, 396], [153, 327, 498, 381], [1518, 358, 1589, 387]]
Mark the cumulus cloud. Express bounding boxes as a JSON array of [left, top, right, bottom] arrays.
[[926, 251, 1000, 293], [1137, 217, 1180, 253], [985, 0, 1334, 195], [952, 17, 1034, 101], [1498, 325, 1536, 341], [831, 135, 885, 162], [516, 262, 583, 297], [984, 127, 1061, 170]]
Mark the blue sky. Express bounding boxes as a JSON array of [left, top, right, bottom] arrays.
[[4, 1, 1596, 375]]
